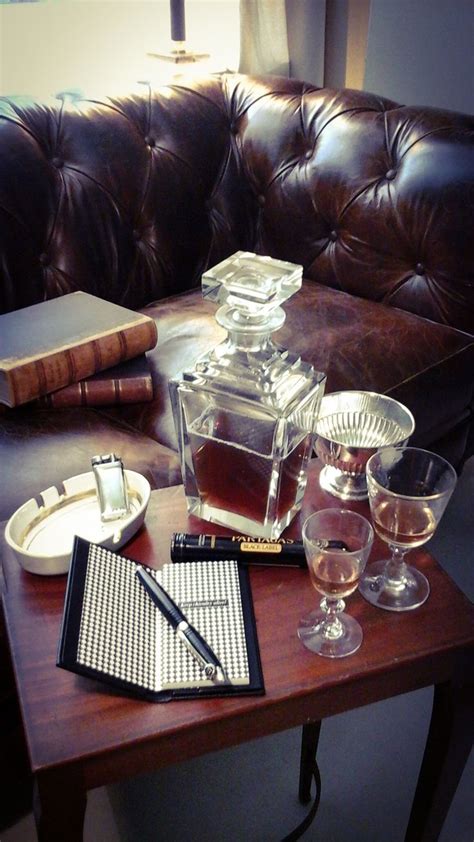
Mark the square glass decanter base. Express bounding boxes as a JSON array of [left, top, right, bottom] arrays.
[[184, 493, 306, 540]]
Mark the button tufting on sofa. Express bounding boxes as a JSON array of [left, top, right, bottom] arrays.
[[0, 72, 473, 523]]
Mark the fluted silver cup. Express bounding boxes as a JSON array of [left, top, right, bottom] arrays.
[[315, 391, 415, 501]]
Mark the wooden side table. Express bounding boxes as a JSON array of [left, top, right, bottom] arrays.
[[1, 462, 473, 841]]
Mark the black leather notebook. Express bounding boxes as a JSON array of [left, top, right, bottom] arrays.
[[57, 537, 264, 701]]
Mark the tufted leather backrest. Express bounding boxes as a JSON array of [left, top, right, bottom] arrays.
[[1, 74, 473, 333], [228, 77, 474, 335], [0, 79, 252, 314]]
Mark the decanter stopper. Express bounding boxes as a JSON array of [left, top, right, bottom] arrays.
[[202, 251, 303, 332]]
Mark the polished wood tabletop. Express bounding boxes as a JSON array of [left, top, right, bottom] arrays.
[[2, 460, 473, 840]]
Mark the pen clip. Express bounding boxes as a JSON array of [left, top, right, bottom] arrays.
[[176, 621, 228, 684], [176, 623, 216, 677]]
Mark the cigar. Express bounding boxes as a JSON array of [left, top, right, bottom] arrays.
[[170, 532, 307, 567]]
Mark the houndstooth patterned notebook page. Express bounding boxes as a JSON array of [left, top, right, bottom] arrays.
[[66, 541, 252, 695], [160, 560, 250, 689], [75, 543, 157, 693]]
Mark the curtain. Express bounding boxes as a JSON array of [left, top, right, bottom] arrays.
[[239, 0, 290, 76], [239, 0, 327, 85]]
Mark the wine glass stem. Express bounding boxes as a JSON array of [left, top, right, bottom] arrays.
[[385, 545, 409, 589], [320, 597, 345, 639]]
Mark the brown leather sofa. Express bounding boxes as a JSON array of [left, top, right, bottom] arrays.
[[1, 72, 473, 521]]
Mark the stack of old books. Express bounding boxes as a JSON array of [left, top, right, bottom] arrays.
[[0, 292, 158, 409]]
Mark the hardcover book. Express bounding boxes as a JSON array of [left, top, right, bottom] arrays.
[[36, 354, 154, 408], [0, 292, 158, 407], [57, 538, 264, 701]]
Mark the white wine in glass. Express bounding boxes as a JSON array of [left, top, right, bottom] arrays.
[[298, 508, 374, 658], [359, 447, 457, 611], [371, 499, 437, 547], [308, 549, 363, 598]]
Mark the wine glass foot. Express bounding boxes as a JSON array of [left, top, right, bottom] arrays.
[[359, 559, 430, 611], [297, 609, 363, 658]]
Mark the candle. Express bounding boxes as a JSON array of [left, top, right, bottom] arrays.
[[170, 0, 186, 43]]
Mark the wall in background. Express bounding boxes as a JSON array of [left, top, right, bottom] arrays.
[[364, 0, 474, 112], [344, 0, 370, 89], [285, 0, 326, 86], [323, 0, 370, 90], [291, 0, 473, 114], [1, 0, 473, 111], [0, 0, 239, 98], [286, 0, 371, 91]]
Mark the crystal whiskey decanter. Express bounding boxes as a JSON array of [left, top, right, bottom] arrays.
[[170, 251, 326, 539]]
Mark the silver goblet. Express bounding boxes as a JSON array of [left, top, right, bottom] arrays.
[[315, 391, 415, 501]]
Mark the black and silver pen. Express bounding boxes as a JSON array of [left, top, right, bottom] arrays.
[[135, 567, 228, 684]]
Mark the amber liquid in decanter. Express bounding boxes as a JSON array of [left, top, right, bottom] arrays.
[[189, 425, 313, 525]]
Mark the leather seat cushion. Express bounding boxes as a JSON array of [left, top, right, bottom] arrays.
[[103, 281, 474, 456], [2, 281, 472, 522]]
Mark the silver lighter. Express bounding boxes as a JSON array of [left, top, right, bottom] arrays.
[[91, 454, 130, 522]]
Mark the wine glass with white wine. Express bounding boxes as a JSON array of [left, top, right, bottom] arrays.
[[359, 447, 457, 611], [298, 508, 374, 658]]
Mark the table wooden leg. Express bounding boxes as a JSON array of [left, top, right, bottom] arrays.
[[299, 720, 322, 804], [405, 671, 474, 842], [33, 769, 87, 841]]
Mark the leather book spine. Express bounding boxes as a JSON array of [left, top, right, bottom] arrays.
[[4, 320, 157, 407], [40, 370, 154, 408]]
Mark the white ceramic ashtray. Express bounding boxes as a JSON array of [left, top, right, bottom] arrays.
[[5, 470, 151, 576]]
